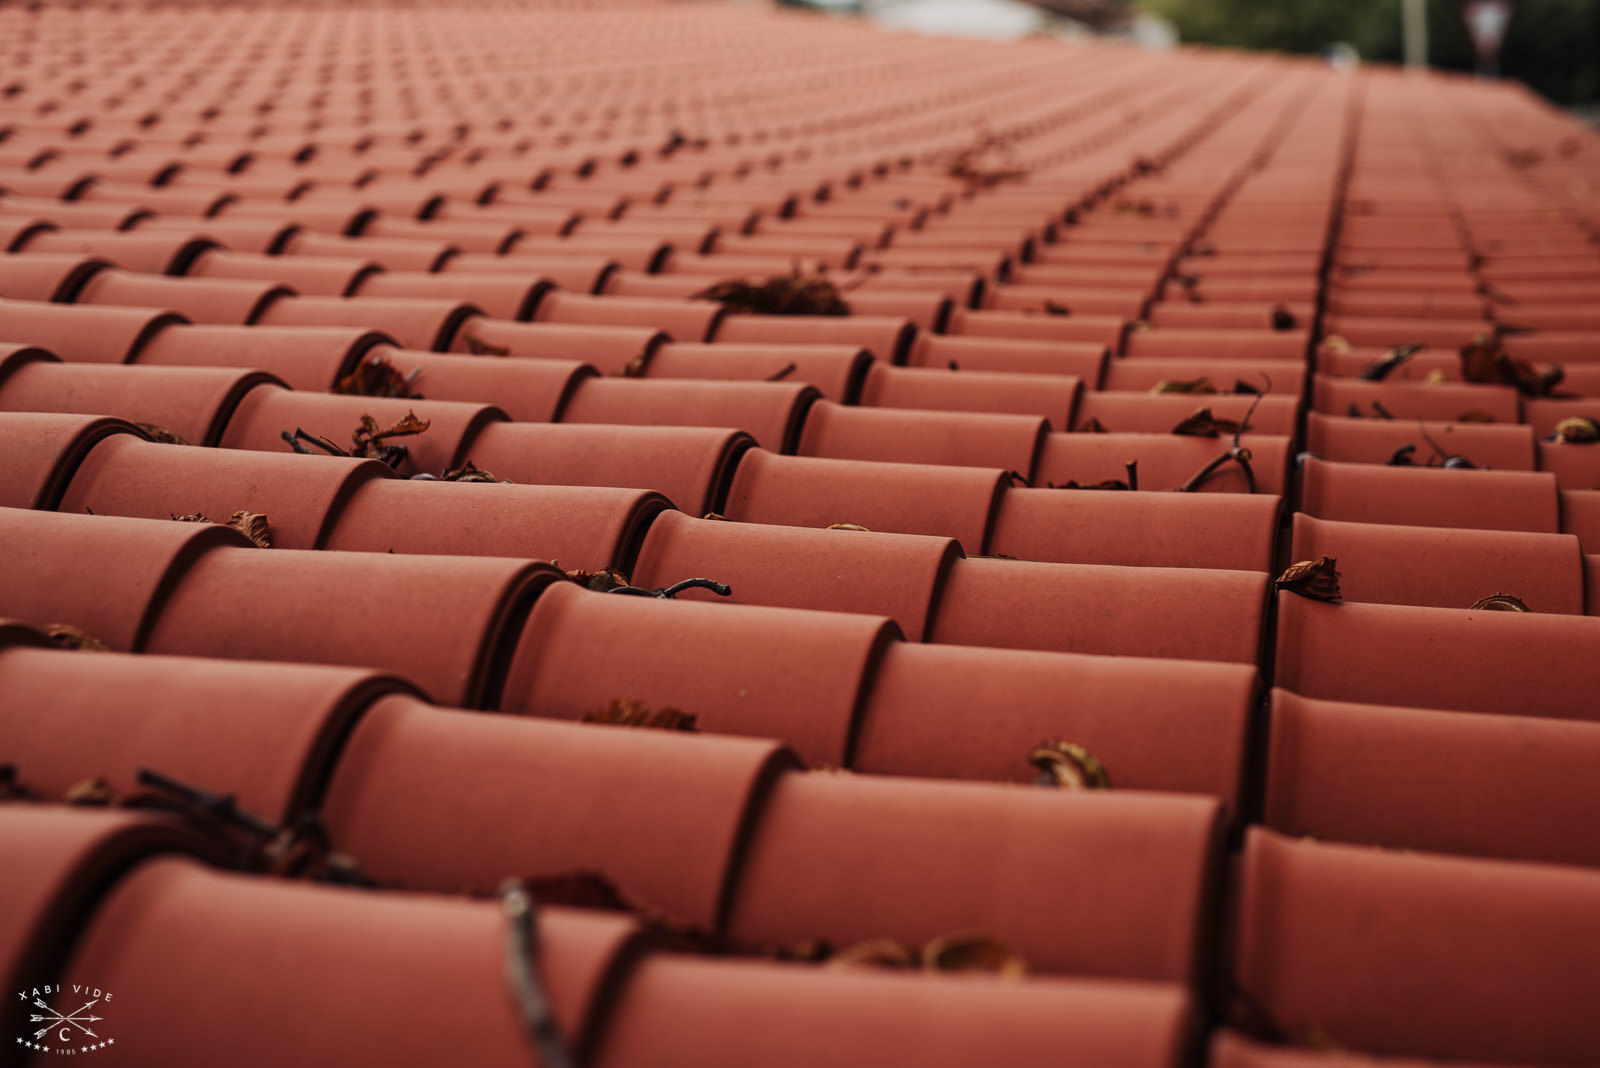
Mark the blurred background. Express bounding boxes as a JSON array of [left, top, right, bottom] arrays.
[[1139, 0, 1598, 106], [790, 0, 1600, 111]]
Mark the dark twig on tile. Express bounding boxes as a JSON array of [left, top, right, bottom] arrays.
[[1176, 387, 1263, 493], [1357, 342, 1425, 381], [501, 880, 580, 1068], [136, 767, 279, 840], [1419, 422, 1475, 468], [764, 362, 797, 381], [282, 427, 351, 456], [134, 768, 369, 883], [608, 577, 732, 599]]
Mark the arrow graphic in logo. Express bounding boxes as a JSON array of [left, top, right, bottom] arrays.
[[30, 998, 103, 1041]]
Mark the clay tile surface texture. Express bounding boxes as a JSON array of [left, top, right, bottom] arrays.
[[3, 3, 1600, 1062]]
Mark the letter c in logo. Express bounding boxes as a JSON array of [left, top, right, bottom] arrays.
[[60, 1027, 71, 1042]]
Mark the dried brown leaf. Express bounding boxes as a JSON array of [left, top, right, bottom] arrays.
[[1049, 478, 1130, 491], [65, 777, 115, 806], [171, 512, 212, 524], [694, 269, 850, 317], [922, 932, 1028, 978], [1458, 334, 1565, 398], [1028, 741, 1111, 789], [1151, 377, 1217, 395], [1552, 416, 1600, 444], [764, 940, 833, 963], [227, 510, 272, 548], [807, 762, 855, 775], [1358, 342, 1426, 381], [1043, 301, 1070, 317], [45, 623, 110, 652], [135, 422, 189, 445], [1171, 407, 1242, 438], [351, 410, 430, 459], [1270, 305, 1298, 331], [1469, 593, 1532, 612], [611, 353, 649, 378], [582, 698, 697, 732], [1276, 556, 1342, 603], [1457, 409, 1498, 424], [440, 459, 509, 483], [335, 354, 418, 399], [1077, 416, 1110, 434], [701, 512, 730, 521], [1319, 335, 1351, 355], [826, 522, 872, 532], [562, 566, 631, 592], [827, 938, 919, 971]]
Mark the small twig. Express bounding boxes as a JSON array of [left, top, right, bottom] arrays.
[[764, 362, 797, 382], [135, 767, 278, 840], [501, 880, 579, 1068], [281, 428, 350, 457], [1177, 386, 1263, 493], [607, 577, 732, 599]]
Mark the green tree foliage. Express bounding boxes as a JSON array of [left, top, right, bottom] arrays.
[[1138, 0, 1599, 104]]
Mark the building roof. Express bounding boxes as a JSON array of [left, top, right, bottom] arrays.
[[3, 1, 1600, 1065]]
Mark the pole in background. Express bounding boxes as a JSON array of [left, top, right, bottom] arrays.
[[1462, 0, 1514, 78], [1403, 0, 1429, 68]]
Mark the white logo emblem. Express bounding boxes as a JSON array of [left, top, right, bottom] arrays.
[[14, 983, 116, 1056]]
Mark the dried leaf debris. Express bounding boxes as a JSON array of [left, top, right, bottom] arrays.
[[281, 409, 431, 471], [1275, 556, 1342, 603], [1171, 407, 1245, 438], [1151, 377, 1218, 395], [825, 932, 1027, 978], [335, 353, 421, 399], [1551, 416, 1599, 444], [1029, 741, 1111, 790], [440, 460, 510, 483], [1469, 593, 1532, 612], [171, 510, 273, 548], [694, 268, 851, 317], [44, 623, 111, 652], [1458, 333, 1565, 398], [134, 422, 189, 445], [581, 698, 698, 732]]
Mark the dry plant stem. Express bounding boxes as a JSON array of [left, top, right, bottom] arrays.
[[501, 881, 579, 1068], [1177, 389, 1263, 493], [607, 578, 732, 599]]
